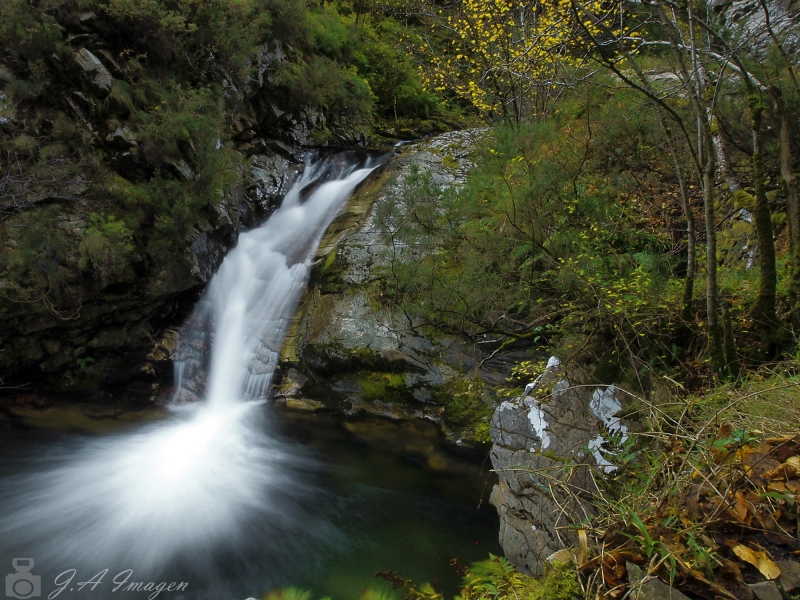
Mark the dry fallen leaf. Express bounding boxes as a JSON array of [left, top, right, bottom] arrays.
[[786, 456, 800, 472], [763, 462, 799, 480], [768, 481, 789, 493], [734, 491, 749, 523], [731, 544, 781, 580]]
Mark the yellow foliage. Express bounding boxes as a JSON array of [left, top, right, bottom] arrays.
[[419, 0, 604, 120]]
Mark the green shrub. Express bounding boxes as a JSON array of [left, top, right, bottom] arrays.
[[459, 556, 580, 600], [375, 83, 689, 391], [0, 205, 72, 306], [79, 213, 135, 286], [278, 56, 375, 120], [0, 0, 64, 60], [261, 556, 580, 600]]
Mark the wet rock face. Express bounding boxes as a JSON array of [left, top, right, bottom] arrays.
[[246, 153, 304, 221], [0, 143, 304, 402], [190, 233, 228, 283], [278, 130, 505, 446], [488, 358, 626, 575], [0, 30, 358, 401], [715, 0, 799, 53]]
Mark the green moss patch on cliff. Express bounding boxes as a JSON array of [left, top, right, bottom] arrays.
[[310, 249, 350, 295], [357, 371, 414, 403], [433, 376, 492, 444]]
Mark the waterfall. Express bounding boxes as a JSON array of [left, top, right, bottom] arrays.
[[0, 151, 384, 585], [173, 151, 382, 406]]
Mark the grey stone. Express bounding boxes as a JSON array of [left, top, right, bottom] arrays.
[[749, 581, 783, 600], [279, 130, 500, 442], [74, 48, 113, 97], [96, 50, 124, 78], [722, 0, 799, 55], [0, 92, 17, 132], [247, 152, 302, 213], [243, 40, 286, 97], [777, 560, 800, 594], [276, 368, 307, 399], [628, 563, 692, 600], [78, 12, 97, 24], [165, 159, 196, 182], [106, 126, 137, 149], [190, 233, 227, 283], [489, 359, 604, 575]]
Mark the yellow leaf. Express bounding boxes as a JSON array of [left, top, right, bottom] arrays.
[[732, 544, 781, 580]]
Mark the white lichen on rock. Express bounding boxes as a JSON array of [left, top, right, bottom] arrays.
[[587, 386, 628, 472]]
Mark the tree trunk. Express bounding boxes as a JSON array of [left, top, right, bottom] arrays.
[[771, 86, 800, 317], [721, 295, 739, 375], [749, 94, 779, 356], [704, 155, 726, 374], [657, 0, 726, 374], [628, 59, 697, 320]]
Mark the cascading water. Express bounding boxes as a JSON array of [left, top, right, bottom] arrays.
[[0, 151, 385, 595], [174, 151, 382, 406]]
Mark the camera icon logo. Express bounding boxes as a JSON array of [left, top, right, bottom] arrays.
[[5, 559, 40, 599]]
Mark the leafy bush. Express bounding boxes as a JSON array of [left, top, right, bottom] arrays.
[[278, 56, 375, 120], [459, 556, 580, 600], [262, 556, 580, 600], [573, 370, 800, 599], [100, 0, 275, 77], [0, 0, 63, 60], [375, 83, 692, 392], [0, 205, 72, 309]]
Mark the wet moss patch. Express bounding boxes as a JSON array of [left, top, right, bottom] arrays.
[[433, 376, 493, 444], [358, 371, 415, 404]]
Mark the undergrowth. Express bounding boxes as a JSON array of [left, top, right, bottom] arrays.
[[261, 557, 580, 600], [529, 365, 800, 599], [266, 364, 799, 600]]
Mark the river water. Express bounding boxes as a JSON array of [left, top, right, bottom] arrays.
[[0, 151, 501, 600], [0, 407, 500, 599]]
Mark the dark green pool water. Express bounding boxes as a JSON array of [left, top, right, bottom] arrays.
[[0, 404, 501, 600]]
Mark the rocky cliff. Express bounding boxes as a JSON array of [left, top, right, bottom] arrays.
[[0, 8, 371, 401], [275, 129, 524, 448]]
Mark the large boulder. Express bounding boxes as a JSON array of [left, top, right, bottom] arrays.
[[489, 357, 629, 575], [278, 130, 518, 446]]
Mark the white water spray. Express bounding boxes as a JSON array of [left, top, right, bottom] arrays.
[[0, 152, 383, 581], [176, 154, 381, 406]]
